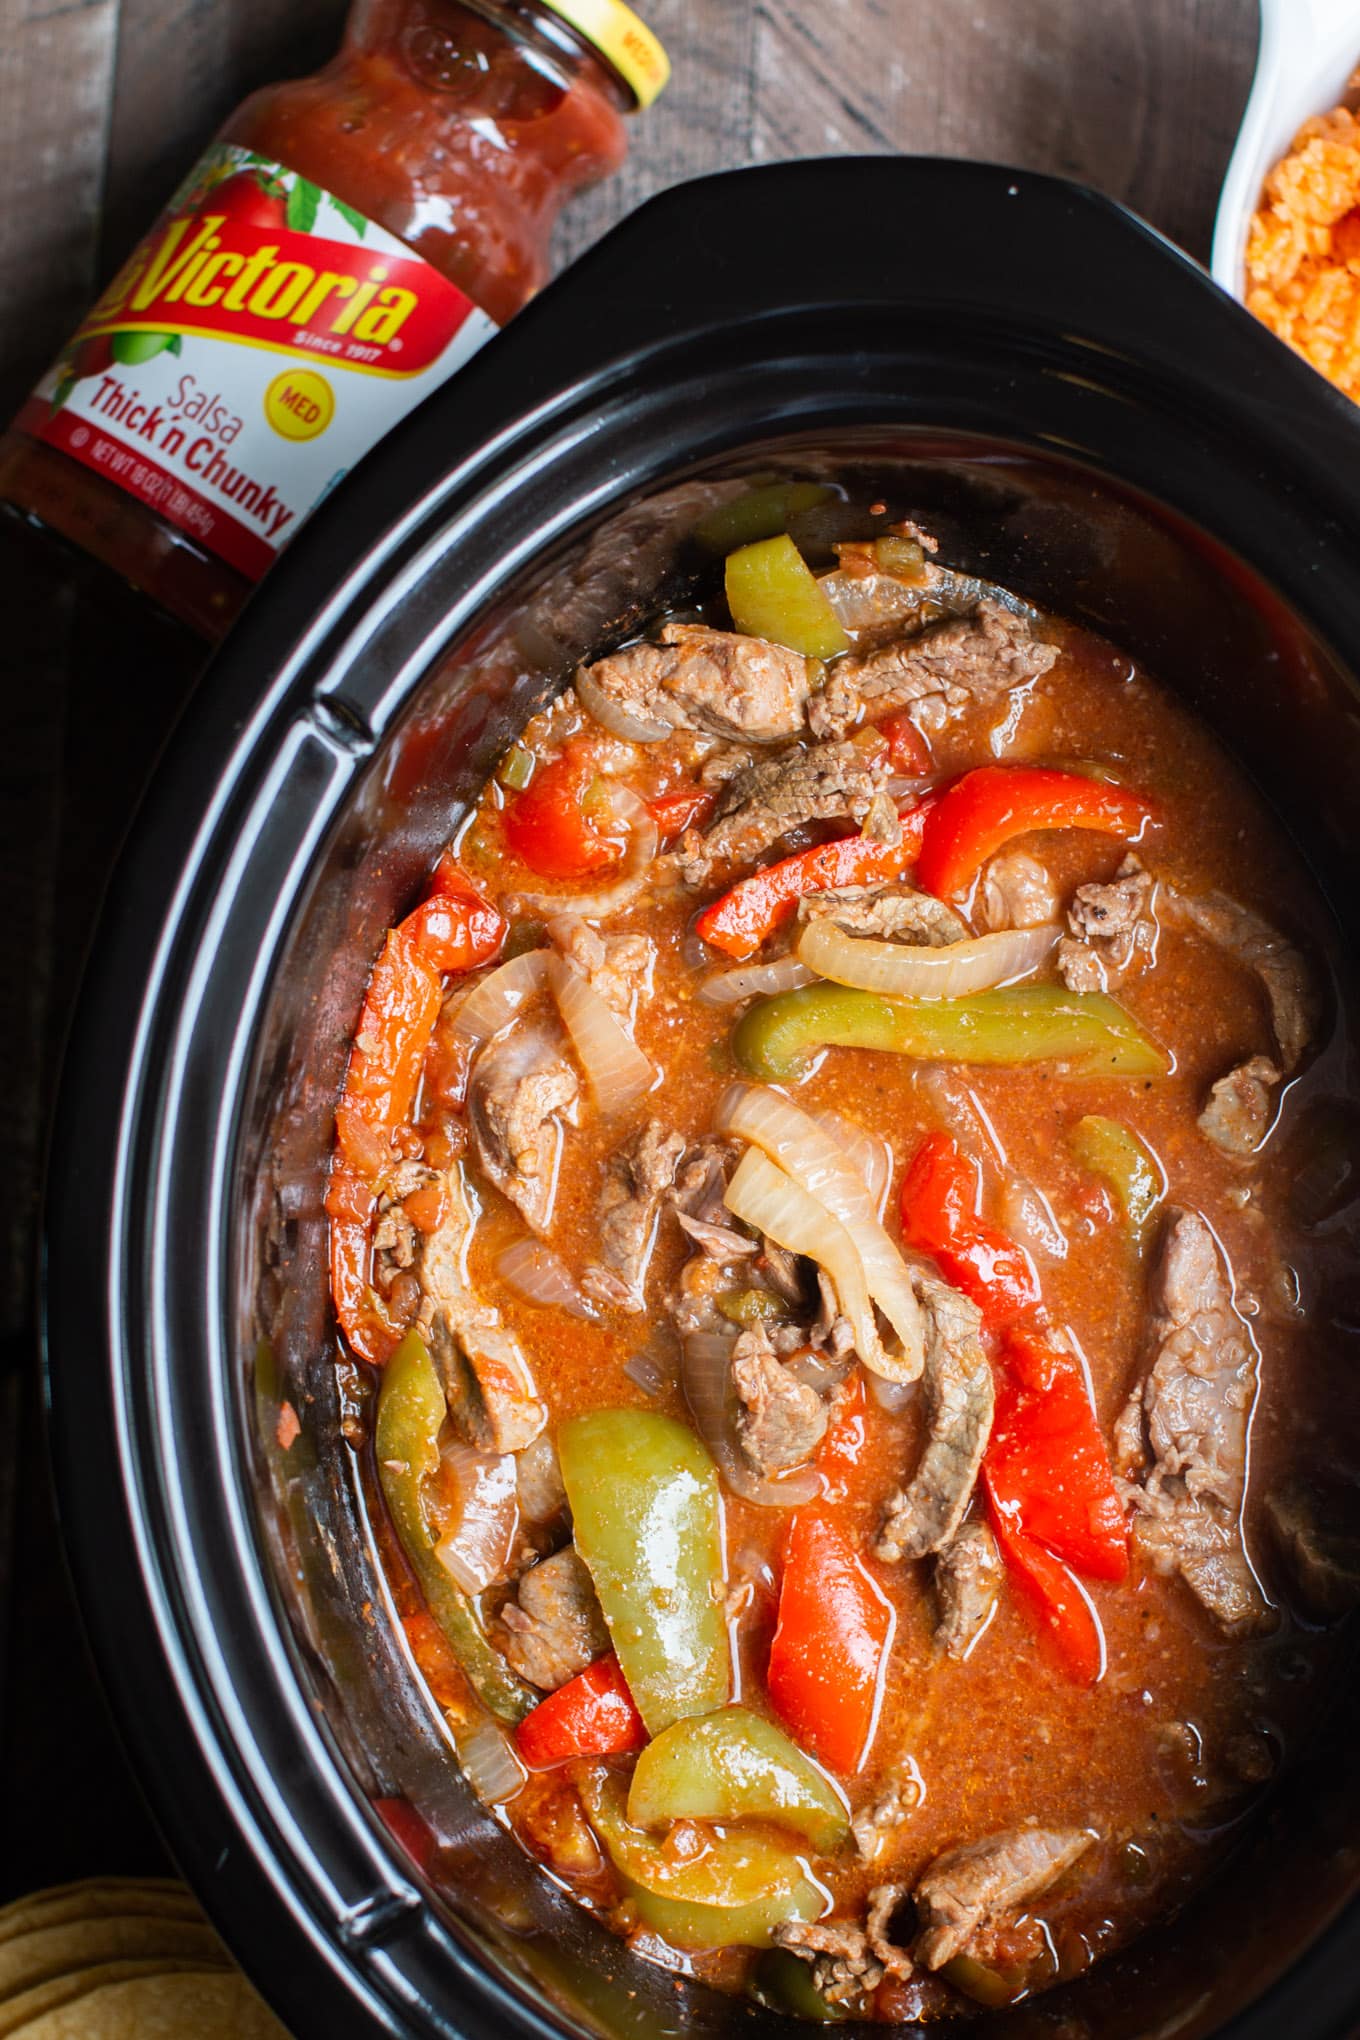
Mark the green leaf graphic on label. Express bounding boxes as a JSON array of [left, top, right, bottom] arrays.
[[51, 375, 77, 413], [166, 333, 183, 356], [330, 197, 369, 238], [112, 330, 178, 366], [287, 179, 321, 234]]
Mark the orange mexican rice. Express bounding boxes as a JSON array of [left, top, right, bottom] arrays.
[[1246, 71, 1360, 403]]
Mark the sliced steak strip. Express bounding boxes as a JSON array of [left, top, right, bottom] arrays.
[[497, 1545, 610, 1690], [579, 622, 815, 743], [1198, 1054, 1282, 1159], [549, 920, 655, 1019], [773, 1887, 912, 2007], [583, 1119, 686, 1312], [1057, 854, 1156, 993], [977, 849, 1059, 932], [809, 601, 1058, 742], [852, 1776, 921, 1862], [467, 1020, 579, 1236], [877, 1274, 993, 1563], [1115, 1208, 1271, 1636], [1163, 888, 1315, 1074], [913, 1828, 1093, 1970], [818, 538, 1037, 650], [679, 739, 891, 885], [934, 1518, 1003, 1660], [731, 1321, 829, 1475], [418, 1166, 546, 1453], [1265, 1479, 1360, 1620], [801, 883, 969, 946]]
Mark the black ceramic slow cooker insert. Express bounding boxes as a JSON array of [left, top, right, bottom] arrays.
[[42, 159, 1360, 2039]]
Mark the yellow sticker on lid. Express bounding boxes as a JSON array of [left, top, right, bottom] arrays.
[[540, 0, 670, 109]]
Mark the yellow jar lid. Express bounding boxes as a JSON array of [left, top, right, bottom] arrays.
[[540, 0, 670, 108]]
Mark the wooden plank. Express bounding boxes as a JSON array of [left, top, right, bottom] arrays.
[[558, 0, 1258, 271], [0, 0, 122, 412]]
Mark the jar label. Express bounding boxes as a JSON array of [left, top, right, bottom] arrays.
[[16, 145, 497, 583]]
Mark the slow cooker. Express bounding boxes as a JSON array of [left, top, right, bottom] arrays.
[[42, 158, 1360, 2038]]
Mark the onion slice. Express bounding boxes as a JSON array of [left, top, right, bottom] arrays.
[[725, 1147, 892, 1382], [698, 956, 817, 1007], [817, 1110, 892, 1217], [516, 787, 661, 919], [458, 1721, 528, 1806], [434, 1444, 520, 1595], [575, 659, 671, 743], [497, 1238, 602, 1320], [549, 955, 653, 1114], [680, 1329, 821, 1508], [453, 949, 551, 1049], [797, 916, 1060, 1000], [718, 1084, 924, 1383]]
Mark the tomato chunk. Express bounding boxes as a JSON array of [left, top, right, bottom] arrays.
[[767, 1510, 893, 1775], [515, 1654, 648, 1767], [899, 1132, 1040, 1327], [503, 749, 627, 878], [917, 765, 1154, 899]]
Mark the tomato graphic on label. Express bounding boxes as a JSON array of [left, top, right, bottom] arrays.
[[69, 334, 115, 381], [205, 168, 290, 233]]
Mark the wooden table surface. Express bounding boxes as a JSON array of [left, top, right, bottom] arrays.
[[0, 0, 1258, 1949]]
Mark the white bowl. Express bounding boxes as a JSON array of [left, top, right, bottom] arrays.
[[1211, 0, 1360, 299]]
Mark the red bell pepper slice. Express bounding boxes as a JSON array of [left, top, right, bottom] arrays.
[[985, 1335, 1130, 1583], [649, 784, 718, 841], [334, 926, 443, 1184], [767, 1510, 894, 1776], [695, 797, 936, 961], [325, 1165, 405, 1366], [515, 1654, 648, 1768], [816, 1367, 870, 1503], [503, 747, 628, 879], [916, 765, 1154, 899], [899, 1133, 1040, 1327], [989, 1504, 1106, 1687]]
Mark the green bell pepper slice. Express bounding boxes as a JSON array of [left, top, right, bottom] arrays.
[[627, 1876, 824, 1953], [558, 1409, 729, 1734], [733, 981, 1169, 1084], [376, 1329, 534, 1725], [725, 533, 850, 659], [752, 1947, 847, 2020], [579, 1770, 821, 1941], [693, 481, 834, 554], [627, 1706, 849, 1851], [1070, 1114, 1165, 1253]]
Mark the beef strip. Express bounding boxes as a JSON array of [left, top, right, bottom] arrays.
[[731, 1321, 829, 1475], [1057, 854, 1157, 993], [801, 883, 969, 946], [678, 739, 890, 885], [497, 1546, 610, 1690], [852, 1776, 922, 1862], [467, 1020, 579, 1235], [773, 1886, 913, 2008], [582, 1119, 687, 1312], [976, 850, 1059, 932], [877, 1273, 994, 1563], [1163, 887, 1315, 1073], [417, 1166, 546, 1453], [579, 622, 815, 743], [1114, 1208, 1271, 1636], [668, 1140, 751, 1335], [934, 1518, 1003, 1660], [549, 920, 654, 1019], [1265, 1479, 1360, 1620], [817, 538, 1036, 651], [809, 601, 1058, 742], [913, 1828, 1094, 1970], [1198, 1054, 1282, 1159]]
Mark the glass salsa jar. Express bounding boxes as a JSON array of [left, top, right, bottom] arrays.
[[0, 0, 667, 639]]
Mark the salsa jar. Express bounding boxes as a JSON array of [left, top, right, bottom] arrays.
[[0, 0, 667, 640]]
